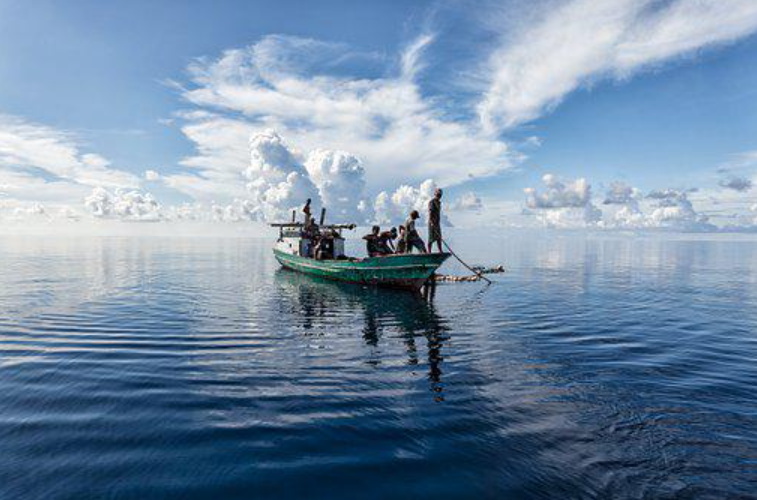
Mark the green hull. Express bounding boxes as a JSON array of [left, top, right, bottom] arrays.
[[273, 249, 449, 290]]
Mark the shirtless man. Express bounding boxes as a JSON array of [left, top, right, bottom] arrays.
[[402, 211, 427, 254]]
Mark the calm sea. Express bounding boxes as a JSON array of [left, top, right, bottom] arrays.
[[1, 233, 757, 499]]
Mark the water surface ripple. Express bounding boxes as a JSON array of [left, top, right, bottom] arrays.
[[1, 235, 757, 499]]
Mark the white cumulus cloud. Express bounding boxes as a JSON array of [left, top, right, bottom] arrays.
[[525, 174, 593, 209], [84, 187, 162, 222], [452, 191, 483, 212], [602, 181, 646, 228], [242, 130, 322, 222], [304, 149, 371, 223], [645, 188, 714, 231], [603, 181, 641, 206], [374, 179, 446, 226], [523, 174, 601, 228]]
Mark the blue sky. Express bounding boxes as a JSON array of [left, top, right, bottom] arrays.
[[1, 0, 757, 230], [0, 0, 423, 170]]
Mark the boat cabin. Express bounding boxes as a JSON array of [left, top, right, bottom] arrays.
[[270, 221, 356, 260]]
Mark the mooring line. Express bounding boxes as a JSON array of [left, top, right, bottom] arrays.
[[441, 240, 493, 285]]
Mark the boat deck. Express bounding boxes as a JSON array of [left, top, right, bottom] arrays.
[[273, 250, 450, 290]]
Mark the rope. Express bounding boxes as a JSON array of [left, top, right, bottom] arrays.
[[441, 239, 492, 285]]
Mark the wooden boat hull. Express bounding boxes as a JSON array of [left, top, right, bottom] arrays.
[[273, 249, 450, 290]]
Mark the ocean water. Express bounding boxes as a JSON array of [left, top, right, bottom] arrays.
[[1, 233, 757, 499]]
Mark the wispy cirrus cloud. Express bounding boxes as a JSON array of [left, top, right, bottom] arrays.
[[0, 115, 138, 189], [0, 114, 140, 213], [477, 0, 757, 130]]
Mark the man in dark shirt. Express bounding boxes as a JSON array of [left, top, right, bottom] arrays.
[[303, 216, 319, 257], [427, 188, 443, 253], [363, 225, 382, 257], [304, 216, 318, 236]]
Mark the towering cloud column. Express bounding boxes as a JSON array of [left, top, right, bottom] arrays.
[[304, 149, 372, 223], [243, 130, 321, 221]]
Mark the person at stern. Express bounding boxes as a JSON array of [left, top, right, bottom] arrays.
[[427, 188, 443, 253]]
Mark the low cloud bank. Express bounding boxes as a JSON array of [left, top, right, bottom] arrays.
[[65, 130, 442, 227], [645, 189, 715, 231], [84, 187, 162, 222], [523, 175, 726, 231], [524, 174, 602, 228], [4, 126, 755, 234]]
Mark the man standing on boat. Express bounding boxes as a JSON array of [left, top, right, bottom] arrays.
[[402, 211, 427, 254], [427, 188, 443, 253]]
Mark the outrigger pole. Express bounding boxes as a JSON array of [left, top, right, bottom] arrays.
[[269, 222, 356, 230], [441, 239, 492, 285]]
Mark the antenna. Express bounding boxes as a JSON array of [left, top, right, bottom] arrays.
[[291, 209, 296, 223], [320, 208, 326, 226]]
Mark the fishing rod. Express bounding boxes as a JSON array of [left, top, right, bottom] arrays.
[[441, 239, 492, 285]]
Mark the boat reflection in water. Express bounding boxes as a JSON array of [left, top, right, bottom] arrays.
[[274, 268, 449, 401]]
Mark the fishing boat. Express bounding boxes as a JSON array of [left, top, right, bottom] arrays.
[[270, 212, 449, 291]]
